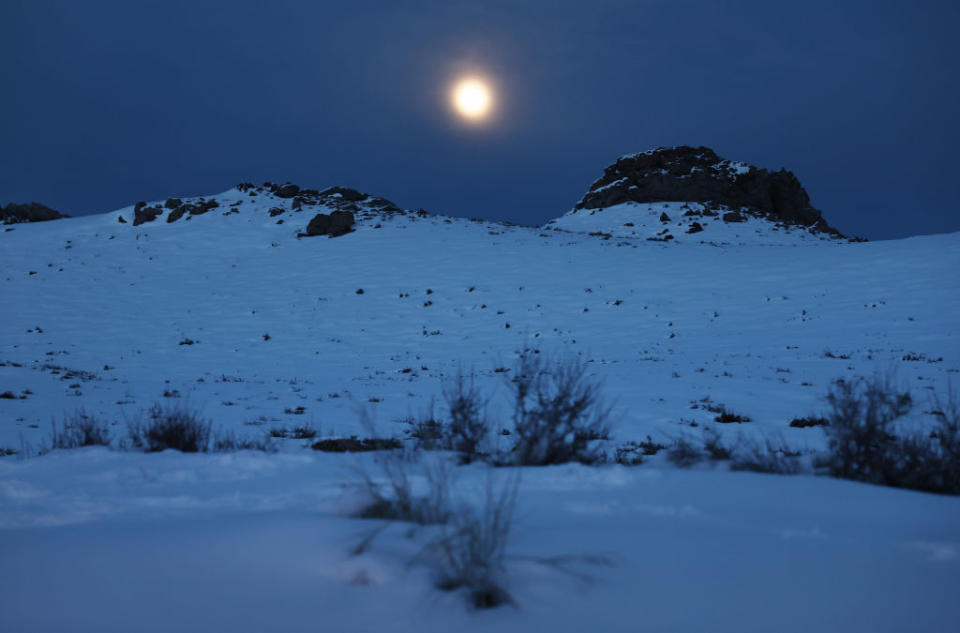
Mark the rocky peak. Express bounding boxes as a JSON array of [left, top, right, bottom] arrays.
[[575, 146, 839, 235]]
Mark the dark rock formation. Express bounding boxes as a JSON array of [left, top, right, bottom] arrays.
[[165, 199, 219, 222], [304, 211, 355, 237], [275, 184, 300, 198], [259, 181, 403, 217], [189, 199, 219, 215], [167, 206, 187, 223], [319, 186, 365, 202], [164, 198, 182, 209], [366, 197, 401, 213], [575, 146, 839, 234], [133, 205, 163, 226], [1, 202, 69, 224], [686, 222, 703, 234]]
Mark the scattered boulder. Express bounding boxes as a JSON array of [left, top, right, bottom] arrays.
[[118, 215, 127, 224], [164, 198, 182, 209], [268, 207, 285, 217], [305, 210, 355, 237], [659, 212, 671, 223], [686, 222, 703, 234], [1, 202, 69, 224], [722, 211, 745, 223]]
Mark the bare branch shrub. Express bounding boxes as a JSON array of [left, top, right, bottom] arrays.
[[401, 398, 450, 451], [819, 375, 959, 494], [417, 470, 520, 609], [506, 349, 611, 465], [354, 451, 453, 525], [886, 386, 960, 494], [929, 386, 960, 492], [349, 448, 521, 608], [443, 370, 490, 462], [822, 375, 911, 483]]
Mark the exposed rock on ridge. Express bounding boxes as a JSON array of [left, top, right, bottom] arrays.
[[1, 202, 69, 224], [575, 146, 839, 235]]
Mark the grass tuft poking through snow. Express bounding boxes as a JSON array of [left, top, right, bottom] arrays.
[[730, 436, 805, 474], [50, 410, 112, 450]]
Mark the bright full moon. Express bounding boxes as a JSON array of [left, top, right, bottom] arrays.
[[451, 78, 493, 122]]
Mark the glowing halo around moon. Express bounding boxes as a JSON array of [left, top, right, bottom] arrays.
[[451, 77, 494, 122]]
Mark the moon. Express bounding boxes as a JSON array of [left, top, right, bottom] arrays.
[[451, 77, 493, 122]]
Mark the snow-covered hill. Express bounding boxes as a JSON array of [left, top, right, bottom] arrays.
[[1, 175, 958, 632], [1, 182, 955, 449]]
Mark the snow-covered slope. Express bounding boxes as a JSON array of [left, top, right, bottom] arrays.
[[1, 184, 956, 449], [1, 182, 958, 632]]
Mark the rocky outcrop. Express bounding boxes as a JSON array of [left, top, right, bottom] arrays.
[[275, 184, 300, 199], [575, 146, 839, 234], [133, 205, 163, 226], [167, 206, 187, 223], [304, 211, 355, 237], [319, 186, 366, 202], [117, 183, 404, 234], [166, 199, 218, 223], [1, 202, 69, 224]]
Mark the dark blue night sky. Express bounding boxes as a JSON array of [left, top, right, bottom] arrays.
[[2, 0, 957, 239]]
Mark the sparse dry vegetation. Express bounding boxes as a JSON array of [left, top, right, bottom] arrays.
[[444, 370, 490, 462], [506, 349, 611, 465], [353, 450, 453, 525], [50, 410, 111, 449], [819, 375, 960, 494], [731, 437, 804, 474], [421, 471, 520, 609], [128, 403, 212, 452]]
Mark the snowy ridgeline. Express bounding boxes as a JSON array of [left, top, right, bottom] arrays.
[[0, 185, 958, 631]]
